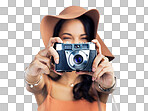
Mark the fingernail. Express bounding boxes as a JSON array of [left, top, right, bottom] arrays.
[[92, 68, 96, 72], [55, 59, 59, 64]]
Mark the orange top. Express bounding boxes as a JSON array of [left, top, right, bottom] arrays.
[[38, 78, 106, 111]]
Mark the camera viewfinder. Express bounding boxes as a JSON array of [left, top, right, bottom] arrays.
[[64, 45, 72, 50], [82, 44, 89, 49]]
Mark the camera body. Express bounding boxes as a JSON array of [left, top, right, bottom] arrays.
[[54, 42, 97, 72]]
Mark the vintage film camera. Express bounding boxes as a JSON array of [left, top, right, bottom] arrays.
[[53, 42, 97, 72]]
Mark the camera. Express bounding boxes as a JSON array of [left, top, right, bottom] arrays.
[[53, 42, 97, 72]]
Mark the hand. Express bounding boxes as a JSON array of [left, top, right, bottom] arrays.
[[76, 39, 115, 89], [25, 37, 63, 77]]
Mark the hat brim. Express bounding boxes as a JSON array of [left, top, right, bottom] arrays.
[[40, 7, 115, 61]]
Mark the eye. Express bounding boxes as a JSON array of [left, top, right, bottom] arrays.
[[81, 37, 88, 40], [63, 37, 71, 40]]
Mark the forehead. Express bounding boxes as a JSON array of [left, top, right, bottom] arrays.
[[59, 19, 86, 35]]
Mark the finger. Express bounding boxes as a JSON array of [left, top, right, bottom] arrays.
[[91, 39, 102, 54], [38, 48, 50, 58], [92, 61, 111, 81], [48, 47, 59, 64], [34, 59, 50, 75], [92, 54, 105, 72], [48, 37, 63, 47], [96, 66, 114, 81], [35, 54, 50, 69]]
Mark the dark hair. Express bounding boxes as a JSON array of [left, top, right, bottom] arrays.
[[53, 14, 95, 42], [48, 14, 96, 103]]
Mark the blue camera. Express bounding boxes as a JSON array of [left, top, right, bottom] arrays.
[[54, 42, 97, 72]]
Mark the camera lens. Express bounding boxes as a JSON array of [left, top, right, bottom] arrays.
[[74, 55, 83, 64]]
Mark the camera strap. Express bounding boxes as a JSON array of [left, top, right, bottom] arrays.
[[111, 93, 119, 111]]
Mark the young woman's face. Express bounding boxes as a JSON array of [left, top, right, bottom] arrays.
[[59, 19, 88, 43]]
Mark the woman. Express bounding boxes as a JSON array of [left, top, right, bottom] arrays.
[[24, 6, 116, 111]]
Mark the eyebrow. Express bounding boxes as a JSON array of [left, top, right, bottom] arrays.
[[61, 33, 87, 36]]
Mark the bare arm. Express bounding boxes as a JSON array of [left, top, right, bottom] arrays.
[[93, 82, 109, 103], [93, 77, 116, 104], [98, 92, 109, 104], [25, 71, 48, 106], [25, 37, 63, 106]]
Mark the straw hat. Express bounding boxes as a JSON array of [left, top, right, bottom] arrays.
[[40, 6, 115, 61]]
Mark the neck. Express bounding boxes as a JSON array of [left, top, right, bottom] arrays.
[[58, 71, 81, 87]]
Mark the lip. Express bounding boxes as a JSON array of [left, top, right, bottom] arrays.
[[50, 63, 63, 75]]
